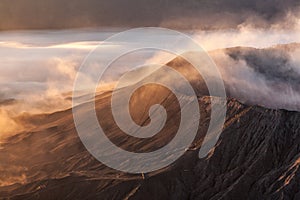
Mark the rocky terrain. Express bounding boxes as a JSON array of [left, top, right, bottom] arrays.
[[1, 93, 300, 200]]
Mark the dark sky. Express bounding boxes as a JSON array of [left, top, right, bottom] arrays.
[[0, 0, 299, 30]]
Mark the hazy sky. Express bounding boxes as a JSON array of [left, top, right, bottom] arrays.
[[0, 0, 299, 30]]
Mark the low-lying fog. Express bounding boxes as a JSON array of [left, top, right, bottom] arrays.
[[1, 26, 300, 138]]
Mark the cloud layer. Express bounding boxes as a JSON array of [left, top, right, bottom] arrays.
[[0, 0, 299, 30], [0, 28, 300, 138]]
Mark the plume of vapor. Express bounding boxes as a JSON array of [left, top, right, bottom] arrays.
[[210, 44, 300, 110], [0, 28, 300, 139]]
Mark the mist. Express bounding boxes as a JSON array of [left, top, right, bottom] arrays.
[[211, 44, 300, 110], [1, 26, 300, 138]]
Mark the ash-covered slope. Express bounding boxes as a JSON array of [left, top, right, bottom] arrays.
[[1, 95, 300, 200], [192, 102, 300, 200]]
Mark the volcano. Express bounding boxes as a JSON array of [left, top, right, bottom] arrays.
[[1, 48, 300, 200]]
